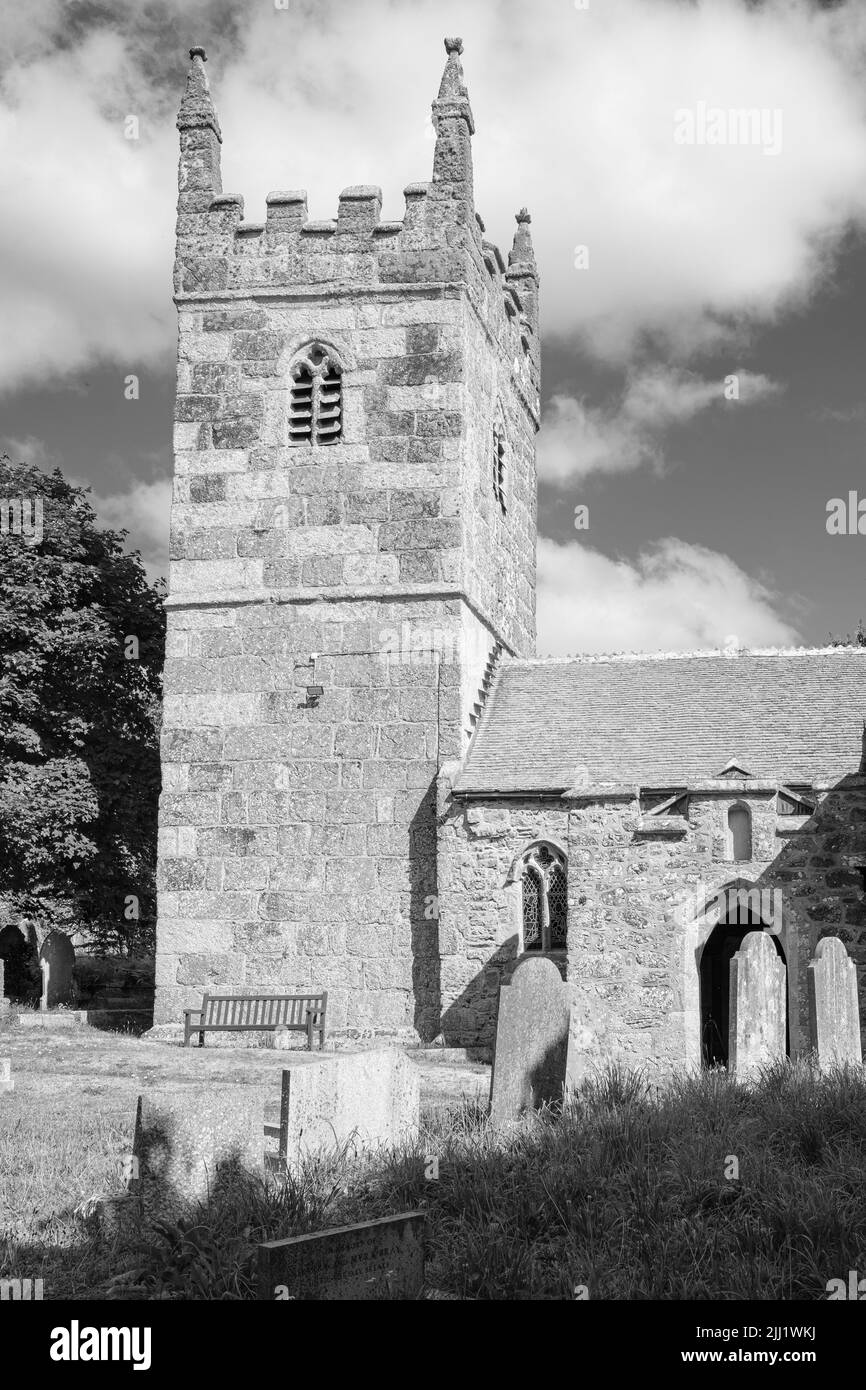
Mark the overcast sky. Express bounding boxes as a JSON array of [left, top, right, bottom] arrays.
[[1, 0, 865, 655]]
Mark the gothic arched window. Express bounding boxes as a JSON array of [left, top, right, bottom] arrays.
[[519, 843, 567, 952], [728, 803, 752, 862], [289, 343, 343, 446]]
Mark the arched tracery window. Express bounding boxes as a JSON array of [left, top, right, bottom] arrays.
[[519, 843, 567, 952], [289, 343, 343, 446]]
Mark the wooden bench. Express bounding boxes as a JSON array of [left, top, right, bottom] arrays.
[[183, 992, 327, 1050]]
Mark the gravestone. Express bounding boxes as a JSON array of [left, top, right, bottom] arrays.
[[276, 1049, 420, 1169], [39, 961, 49, 1012], [729, 931, 786, 1077], [0, 923, 39, 1002], [38, 932, 75, 1006], [0, 1058, 12, 1094], [808, 936, 863, 1069], [0, 959, 8, 1013], [132, 1086, 266, 1212], [258, 1212, 426, 1300], [489, 956, 572, 1123]]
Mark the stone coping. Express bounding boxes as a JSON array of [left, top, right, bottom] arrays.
[[452, 777, 866, 800]]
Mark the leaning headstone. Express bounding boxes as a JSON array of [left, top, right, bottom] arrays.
[[489, 956, 572, 1123], [0, 1058, 13, 1094], [38, 932, 75, 1007], [132, 1086, 266, 1213], [276, 1049, 419, 1169], [808, 936, 863, 1069], [729, 931, 786, 1077], [258, 1212, 426, 1301]]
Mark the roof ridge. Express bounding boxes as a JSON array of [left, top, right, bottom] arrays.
[[509, 645, 866, 666]]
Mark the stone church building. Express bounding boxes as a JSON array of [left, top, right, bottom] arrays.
[[156, 41, 866, 1071]]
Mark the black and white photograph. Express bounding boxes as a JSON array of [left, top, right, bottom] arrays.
[[0, 0, 865, 1351]]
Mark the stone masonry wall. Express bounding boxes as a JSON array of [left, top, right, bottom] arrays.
[[436, 773, 568, 1045], [156, 44, 540, 1037], [438, 777, 866, 1060]]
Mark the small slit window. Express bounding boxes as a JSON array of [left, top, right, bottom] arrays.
[[290, 344, 343, 446], [493, 422, 506, 514], [519, 843, 567, 952], [728, 804, 752, 862]]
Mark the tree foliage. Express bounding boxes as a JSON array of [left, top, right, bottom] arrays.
[[0, 456, 165, 953], [829, 621, 866, 648]]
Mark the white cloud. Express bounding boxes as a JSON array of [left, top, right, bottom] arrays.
[[215, 0, 866, 359], [0, 434, 52, 468], [2, 0, 866, 388], [89, 477, 171, 582], [536, 536, 799, 656], [0, 30, 176, 393], [537, 368, 781, 483], [0, 424, 171, 579]]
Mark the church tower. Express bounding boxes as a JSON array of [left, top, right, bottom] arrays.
[[155, 40, 540, 1040]]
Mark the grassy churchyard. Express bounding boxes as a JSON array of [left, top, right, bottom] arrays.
[[1, 1015, 865, 1300]]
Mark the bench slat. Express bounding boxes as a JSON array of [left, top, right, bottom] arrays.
[[186, 991, 327, 1049]]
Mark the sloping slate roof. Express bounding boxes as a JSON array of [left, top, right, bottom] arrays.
[[453, 650, 866, 793]]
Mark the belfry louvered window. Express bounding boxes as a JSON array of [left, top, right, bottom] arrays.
[[289, 344, 343, 446], [520, 843, 567, 952], [493, 422, 506, 514]]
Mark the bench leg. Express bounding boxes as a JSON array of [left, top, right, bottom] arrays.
[[306, 1014, 314, 1051], [198, 1030, 205, 1048]]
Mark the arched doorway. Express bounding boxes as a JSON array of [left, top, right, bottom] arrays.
[[699, 909, 788, 1067]]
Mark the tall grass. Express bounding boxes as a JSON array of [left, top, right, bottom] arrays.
[[2, 1060, 865, 1299]]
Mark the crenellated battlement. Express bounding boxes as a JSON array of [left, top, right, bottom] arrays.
[[174, 44, 540, 401]]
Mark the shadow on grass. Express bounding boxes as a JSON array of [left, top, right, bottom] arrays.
[[2, 1059, 865, 1300]]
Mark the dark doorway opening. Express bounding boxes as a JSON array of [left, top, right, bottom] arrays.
[[699, 913, 788, 1068]]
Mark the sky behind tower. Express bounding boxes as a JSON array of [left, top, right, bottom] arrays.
[[0, 0, 864, 653]]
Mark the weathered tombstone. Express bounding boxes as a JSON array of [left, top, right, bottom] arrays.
[[38, 932, 75, 1007], [0, 959, 8, 1013], [39, 961, 49, 1012], [0, 1058, 12, 1094], [729, 931, 786, 1077], [276, 1049, 420, 1169], [808, 936, 863, 1070], [489, 956, 572, 1123], [132, 1086, 266, 1213], [258, 1212, 426, 1301], [0, 923, 39, 1002]]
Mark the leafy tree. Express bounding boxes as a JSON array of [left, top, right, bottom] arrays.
[[829, 621, 866, 647], [0, 455, 165, 954]]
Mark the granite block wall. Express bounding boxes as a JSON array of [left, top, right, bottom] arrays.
[[438, 777, 866, 1064], [155, 43, 540, 1039]]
